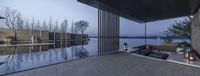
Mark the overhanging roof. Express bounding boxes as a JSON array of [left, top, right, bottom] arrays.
[[78, 0, 199, 23]]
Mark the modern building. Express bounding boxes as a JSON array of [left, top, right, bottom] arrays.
[[78, 0, 200, 55], [2, 0, 200, 76]]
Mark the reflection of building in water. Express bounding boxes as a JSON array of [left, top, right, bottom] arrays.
[[0, 41, 89, 56], [74, 46, 88, 59], [0, 29, 90, 74], [0, 39, 89, 56], [0, 46, 49, 55], [0, 44, 89, 75]]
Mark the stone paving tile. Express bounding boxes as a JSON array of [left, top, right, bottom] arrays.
[[5, 53, 200, 76]]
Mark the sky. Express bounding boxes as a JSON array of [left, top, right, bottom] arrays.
[[0, 0, 187, 36]]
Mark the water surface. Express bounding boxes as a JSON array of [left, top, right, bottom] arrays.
[[0, 38, 188, 75]]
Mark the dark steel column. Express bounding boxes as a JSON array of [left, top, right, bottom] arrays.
[[98, 1, 120, 55], [145, 22, 147, 45]]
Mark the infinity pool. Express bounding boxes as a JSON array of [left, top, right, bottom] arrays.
[[0, 39, 98, 75], [0, 38, 188, 75]]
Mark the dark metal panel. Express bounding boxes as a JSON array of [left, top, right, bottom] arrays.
[[191, 0, 200, 13], [98, 1, 120, 55], [78, 0, 193, 23], [145, 22, 147, 45]]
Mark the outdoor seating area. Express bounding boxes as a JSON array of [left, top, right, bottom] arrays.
[[130, 45, 169, 60], [119, 43, 200, 69]]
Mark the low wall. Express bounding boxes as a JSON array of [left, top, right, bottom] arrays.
[[0, 28, 89, 44], [0, 28, 49, 42], [49, 32, 88, 41], [70, 34, 88, 41]]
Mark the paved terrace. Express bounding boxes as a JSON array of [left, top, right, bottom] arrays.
[[6, 52, 200, 76]]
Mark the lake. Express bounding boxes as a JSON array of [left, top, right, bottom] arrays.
[[0, 38, 189, 75]]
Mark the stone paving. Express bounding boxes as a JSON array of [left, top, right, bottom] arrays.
[[6, 52, 200, 76]]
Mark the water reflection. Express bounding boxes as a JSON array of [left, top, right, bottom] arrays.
[[74, 46, 88, 59], [0, 40, 90, 75]]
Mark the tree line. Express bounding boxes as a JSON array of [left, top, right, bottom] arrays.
[[164, 16, 192, 44], [0, 7, 89, 34]]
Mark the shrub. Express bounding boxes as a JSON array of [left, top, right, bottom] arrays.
[[163, 36, 173, 44], [177, 41, 191, 47]]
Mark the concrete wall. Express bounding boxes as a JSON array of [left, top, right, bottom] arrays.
[[49, 32, 71, 41], [0, 28, 88, 44], [0, 28, 49, 42], [192, 8, 200, 54], [49, 32, 87, 41], [70, 34, 88, 41]]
